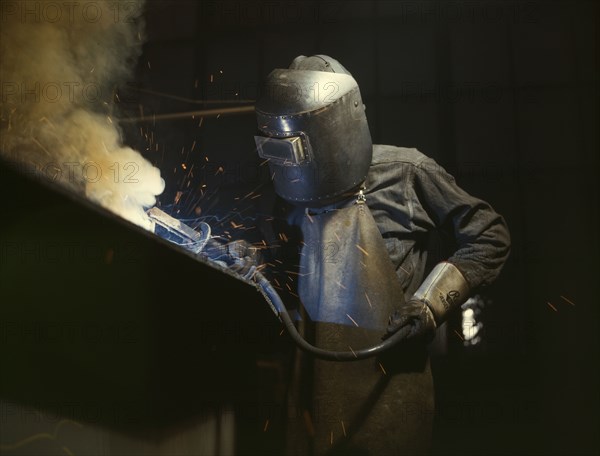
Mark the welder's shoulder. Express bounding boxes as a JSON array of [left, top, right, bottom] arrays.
[[371, 145, 430, 167]]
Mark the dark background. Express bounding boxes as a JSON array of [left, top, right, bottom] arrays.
[[1, 1, 598, 455]]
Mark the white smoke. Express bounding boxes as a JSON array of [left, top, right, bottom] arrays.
[[0, 0, 164, 230]]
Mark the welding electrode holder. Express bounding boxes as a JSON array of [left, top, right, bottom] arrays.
[[146, 207, 412, 361]]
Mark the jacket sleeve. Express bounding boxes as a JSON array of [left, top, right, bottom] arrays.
[[411, 157, 511, 290]]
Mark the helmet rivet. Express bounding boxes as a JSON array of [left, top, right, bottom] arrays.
[[354, 101, 359, 107]]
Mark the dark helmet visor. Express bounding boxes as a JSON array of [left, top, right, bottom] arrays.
[[254, 134, 310, 165]]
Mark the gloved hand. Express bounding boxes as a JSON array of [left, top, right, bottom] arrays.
[[383, 299, 437, 342], [202, 239, 261, 280], [224, 240, 261, 280]]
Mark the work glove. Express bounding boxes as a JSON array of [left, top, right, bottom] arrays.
[[202, 239, 261, 280], [384, 262, 470, 342], [223, 240, 261, 280], [383, 299, 437, 342]]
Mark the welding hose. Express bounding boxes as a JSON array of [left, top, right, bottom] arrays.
[[144, 209, 411, 360], [253, 271, 412, 361]]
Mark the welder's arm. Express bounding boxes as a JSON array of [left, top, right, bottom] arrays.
[[412, 157, 511, 294], [386, 157, 510, 340]]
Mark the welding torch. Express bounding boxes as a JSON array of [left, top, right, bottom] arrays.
[[147, 207, 411, 362]]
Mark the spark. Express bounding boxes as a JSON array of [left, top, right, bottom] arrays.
[[336, 280, 347, 290], [291, 179, 300, 183], [334, 231, 341, 242], [355, 244, 369, 256], [346, 314, 359, 327], [303, 411, 315, 437], [210, 74, 214, 83], [306, 213, 314, 223], [330, 431, 333, 445], [399, 266, 410, 275], [184, 163, 195, 182], [546, 302, 558, 312], [107, 116, 113, 124], [279, 328, 285, 336], [263, 419, 269, 432], [341, 421, 347, 437], [260, 158, 270, 166], [147, 61, 151, 69], [181, 163, 187, 170], [453, 329, 464, 340], [378, 362, 387, 375], [104, 248, 114, 265], [365, 292, 372, 308], [348, 346, 357, 358], [560, 295, 575, 306]]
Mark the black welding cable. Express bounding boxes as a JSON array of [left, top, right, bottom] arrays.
[[142, 207, 412, 361], [253, 271, 412, 362]]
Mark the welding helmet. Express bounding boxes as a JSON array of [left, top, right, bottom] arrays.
[[254, 55, 372, 206]]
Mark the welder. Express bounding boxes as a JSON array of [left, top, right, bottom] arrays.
[[254, 55, 511, 455]]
